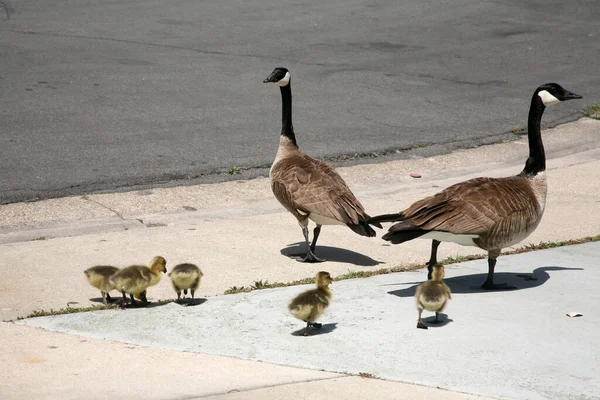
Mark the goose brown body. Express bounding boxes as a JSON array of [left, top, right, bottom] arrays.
[[387, 174, 547, 251], [271, 137, 375, 232]]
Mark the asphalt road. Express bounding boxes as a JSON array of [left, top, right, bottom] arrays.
[[1, 0, 599, 203]]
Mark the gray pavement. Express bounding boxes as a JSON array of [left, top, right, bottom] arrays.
[[1, 0, 599, 203], [18, 242, 600, 400]]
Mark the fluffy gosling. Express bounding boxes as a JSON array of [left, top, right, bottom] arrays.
[[109, 256, 167, 307], [415, 264, 451, 329], [288, 271, 333, 336], [169, 263, 203, 304], [84, 265, 120, 305]]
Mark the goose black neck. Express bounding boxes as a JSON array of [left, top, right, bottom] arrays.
[[521, 93, 546, 176], [279, 84, 298, 147]]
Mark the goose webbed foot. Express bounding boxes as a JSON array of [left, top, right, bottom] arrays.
[[417, 320, 428, 330], [481, 281, 516, 290], [297, 252, 326, 263], [310, 322, 322, 329]]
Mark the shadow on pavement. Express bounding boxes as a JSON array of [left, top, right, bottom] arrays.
[[174, 298, 207, 307], [291, 322, 338, 337], [387, 266, 583, 297], [281, 242, 383, 266], [419, 314, 453, 329]]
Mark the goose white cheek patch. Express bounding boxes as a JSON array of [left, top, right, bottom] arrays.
[[277, 71, 291, 87], [538, 90, 560, 106]]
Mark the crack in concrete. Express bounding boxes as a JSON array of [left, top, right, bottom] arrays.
[[190, 375, 347, 399], [81, 196, 125, 220], [0, 29, 350, 68], [0, 0, 14, 20]]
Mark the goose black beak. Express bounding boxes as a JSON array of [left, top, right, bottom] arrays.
[[263, 70, 282, 83], [562, 90, 582, 100]]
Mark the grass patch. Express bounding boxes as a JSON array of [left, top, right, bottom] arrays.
[[22, 304, 119, 319], [228, 166, 241, 175], [29, 236, 47, 241], [584, 104, 600, 120], [512, 127, 524, 135], [407, 143, 428, 150], [223, 234, 600, 295]]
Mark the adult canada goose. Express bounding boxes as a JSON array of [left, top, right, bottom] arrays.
[[169, 263, 203, 303], [109, 256, 167, 306], [415, 264, 451, 329], [83, 265, 120, 305], [370, 83, 581, 289], [264, 67, 381, 262], [288, 271, 333, 336]]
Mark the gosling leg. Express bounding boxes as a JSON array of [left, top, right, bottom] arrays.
[[303, 321, 311, 336], [417, 307, 428, 329]]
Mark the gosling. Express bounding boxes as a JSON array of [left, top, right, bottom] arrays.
[[415, 264, 451, 329], [109, 256, 167, 307], [84, 265, 120, 305], [169, 263, 203, 304], [288, 271, 333, 336]]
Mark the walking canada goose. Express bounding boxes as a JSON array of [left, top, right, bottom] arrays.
[[370, 83, 582, 289], [288, 271, 333, 336], [264, 67, 381, 262], [415, 264, 451, 329], [109, 256, 167, 306], [169, 263, 203, 303], [84, 265, 120, 305]]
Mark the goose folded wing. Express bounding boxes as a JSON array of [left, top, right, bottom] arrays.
[[290, 164, 366, 225], [402, 177, 534, 234]]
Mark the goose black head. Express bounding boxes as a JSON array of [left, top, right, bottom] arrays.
[[263, 67, 291, 87], [536, 83, 582, 107]]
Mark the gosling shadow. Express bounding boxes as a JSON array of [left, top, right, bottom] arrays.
[[388, 266, 583, 297], [174, 298, 207, 307], [421, 314, 453, 328], [291, 322, 338, 336], [281, 242, 382, 266]]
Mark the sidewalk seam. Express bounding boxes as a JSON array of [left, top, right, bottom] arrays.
[[188, 375, 349, 399]]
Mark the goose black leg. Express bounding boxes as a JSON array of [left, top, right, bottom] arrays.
[[430, 312, 442, 324], [298, 226, 325, 263], [118, 290, 128, 307], [105, 292, 113, 303], [426, 240, 441, 280], [309, 225, 322, 252], [481, 250, 515, 290]]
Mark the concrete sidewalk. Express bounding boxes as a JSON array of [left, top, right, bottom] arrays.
[[1, 118, 599, 399]]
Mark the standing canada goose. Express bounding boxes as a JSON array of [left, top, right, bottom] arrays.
[[288, 271, 333, 336], [415, 264, 451, 329], [109, 256, 167, 306], [370, 83, 582, 289], [169, 263, 203, 304], [84, 265, 120, 305], [264, 67, 381, 262]]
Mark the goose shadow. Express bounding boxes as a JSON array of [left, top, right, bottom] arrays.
[[291, 322, 338, 336], [387, 266, 583, 297], [281, 242, 383, 267]]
